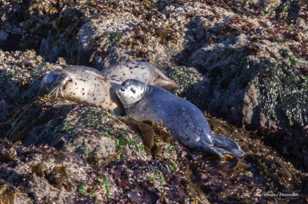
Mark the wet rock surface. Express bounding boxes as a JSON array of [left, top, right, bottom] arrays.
[[0, 0, 308, 203]]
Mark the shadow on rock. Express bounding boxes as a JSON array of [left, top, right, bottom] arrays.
[[0, 68, 38, 135], [174, 16, 255, 126], [0, 0, 88, 64], [275, 0, 301, 24], [174, 16, 308, 171], [0, 51, 66, 139], [0, 167, 30, 189], [5, 102, 74, 148], [0, 70, 21, 124]]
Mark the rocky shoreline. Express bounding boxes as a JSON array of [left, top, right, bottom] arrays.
[[0, 0, 307, 203]]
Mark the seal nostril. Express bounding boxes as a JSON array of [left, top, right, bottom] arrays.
[[120, 87, 125, 92]]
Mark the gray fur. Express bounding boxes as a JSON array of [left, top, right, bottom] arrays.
[[115, 79, 245, 158]]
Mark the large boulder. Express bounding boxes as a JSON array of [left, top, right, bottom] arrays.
[[174, 10, 308, 170]]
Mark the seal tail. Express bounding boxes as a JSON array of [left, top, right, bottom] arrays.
[[211, 134, 245, 159]]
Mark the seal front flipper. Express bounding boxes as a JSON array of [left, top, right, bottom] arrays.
[[119, 117, 156, 153], [135, 121, 155, 152], [211, 134, 245, 159]]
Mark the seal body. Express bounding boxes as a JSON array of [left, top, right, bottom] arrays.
[[40, 65, 119, 111], [40, 62, 177, 113], [115, 79, 244, 158], [103, 61, 177, 91]]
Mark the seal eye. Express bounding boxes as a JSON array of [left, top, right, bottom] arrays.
[[130, 88, 136, 94], [44, 73, 59, 84]]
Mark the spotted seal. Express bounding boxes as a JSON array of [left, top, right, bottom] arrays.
[[103, 61, 177, 91], [40, 65, 120, 112], [40, 63, 177, 113], [114, 79, 245, 158]]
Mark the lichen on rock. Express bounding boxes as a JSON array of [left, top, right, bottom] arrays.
[[0, 0, 308, 203]]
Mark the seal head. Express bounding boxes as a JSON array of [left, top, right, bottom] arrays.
[[39, 69, 67, 95], [114, 79, 149, 108]]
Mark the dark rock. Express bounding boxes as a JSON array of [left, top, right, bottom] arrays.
[[0, 99, 8, 122], [176, 15, 308, 170]]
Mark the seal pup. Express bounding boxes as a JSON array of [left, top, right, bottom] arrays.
[[40, 65, 120, 112], [103, 61, 177, 91], [114, 79, 245, 158]]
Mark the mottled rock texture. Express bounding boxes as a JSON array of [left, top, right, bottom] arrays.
[[0, 0, 308, 203]]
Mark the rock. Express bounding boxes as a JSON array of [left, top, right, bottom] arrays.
[[0, 182, 32, 204], [0, 0, 308, 203], [176, 13, 308, 170], [0, 50, 54, 120], [0, 99, 8, 122], [76, 1, 209, 68], [0, 30, 8, 41], [170, 7, 308, 137], [77, 12, 141, 66], [168, 65, 204, 96]]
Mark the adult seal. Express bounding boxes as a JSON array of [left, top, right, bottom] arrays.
[[114, 79, 245, 158], [39, 63, 176, 113], [40, 65, 120, 112], [103, 61, 177, 91]]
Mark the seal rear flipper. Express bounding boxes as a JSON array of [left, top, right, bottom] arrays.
[[212, 134, 245, 159], [197, 144, 225, 159], [153, 77, 177, 91], [153, 68, 177, 91]]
